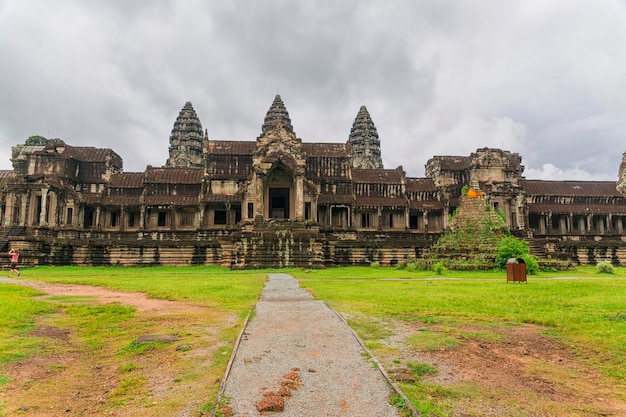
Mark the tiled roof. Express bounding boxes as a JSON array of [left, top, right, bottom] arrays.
[[406, 178, 437, 192], [109, 172, 144, 188], [0, 170, 14, 187], [352, 168, 403, 183], [208, 141, 256, 155], [58, 145, 123, 167], [144, 195, 199, 206], [81, 193, 101, 204], [145, 167, 203, 184], [317, 194, 354, 204], [356, 196, 407, 208], [202, 194, 243, 203], [102, 195, 142, 206], [528, 203, 626, 215], [521, 180, 619, 197], [302, 143, 348, 157]]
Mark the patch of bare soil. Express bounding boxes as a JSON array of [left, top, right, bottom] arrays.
[[0, 279, 237, 417], [390, 321, 626, 416]]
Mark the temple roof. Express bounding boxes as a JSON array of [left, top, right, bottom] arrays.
[[261, 95, 294, 135], [109, 172, 144, 188], [208, 140, 256, 155], [528, 203, 626, 215], [520, 179, 620, 197], [145, 167, 203, 184], [352, 168, 404, 184], [406, 178, 437, 192], [302, 143, 348, 157]]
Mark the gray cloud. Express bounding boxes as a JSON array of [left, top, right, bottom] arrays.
[[1, 0, 625, 180]]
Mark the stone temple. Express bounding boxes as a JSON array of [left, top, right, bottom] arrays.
[[2, 95, 626, 268]]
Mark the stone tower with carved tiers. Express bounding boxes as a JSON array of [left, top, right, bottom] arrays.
[[166, 102, 205, 168], [348, 105, 383, 169]]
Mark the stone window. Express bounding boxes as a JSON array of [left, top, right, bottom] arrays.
[[157, 211, 168, 227], [361, 212, 371, 228], [66, 207, 73, 225], [247, 202, 254, 219], [110, 211, 119, 228], [409, 214, 418, 230], [127, 211, 138, 228], [178, 210, 195, 228], [84, 207, 94, 228], [214, 210, 227, 225]]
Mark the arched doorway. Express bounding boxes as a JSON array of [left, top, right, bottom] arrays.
[[264, 163, 294, 220]]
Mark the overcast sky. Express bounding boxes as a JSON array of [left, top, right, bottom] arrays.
[[1, 1, 625, 181]]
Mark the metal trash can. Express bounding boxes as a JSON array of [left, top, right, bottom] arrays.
[[506, 257, 527, 283]]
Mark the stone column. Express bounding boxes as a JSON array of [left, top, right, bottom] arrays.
[[199, 204, 205, 228], [95, 206, 101, 229], [255, 176, 264, 218], [40, 188, 49, 226], [20, 193, 28, 226], [295, 176, 304, 221], [120, 207, 126, 231], [567, 213, 574, 235], [140, 206, 146, 230], [48, 192, 58, 227], [226, 203, 232, 226], [4, 192, 14, 225]]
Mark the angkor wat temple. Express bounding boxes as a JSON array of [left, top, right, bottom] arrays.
[[2, 95, 626, 268]]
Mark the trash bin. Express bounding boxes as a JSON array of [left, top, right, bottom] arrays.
[[506, 257, 527, 283]]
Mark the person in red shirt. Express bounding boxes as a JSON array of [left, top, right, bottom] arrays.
[[8, 248, 20, 278]]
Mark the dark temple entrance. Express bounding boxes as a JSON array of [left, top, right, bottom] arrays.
[[269, 188, 290, 219]]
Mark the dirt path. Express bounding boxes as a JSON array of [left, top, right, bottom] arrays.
[[221, 273, 400, 417], [0, 277, 207, 315]]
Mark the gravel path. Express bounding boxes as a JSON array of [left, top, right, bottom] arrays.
[[221, 273, 400, 417]]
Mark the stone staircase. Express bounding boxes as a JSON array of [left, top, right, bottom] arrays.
[[0, 226, 26, 252]]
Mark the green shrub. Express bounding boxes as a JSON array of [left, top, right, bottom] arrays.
[[495, 236, 530, 269], [370, 261, 380, 268], [433, 262, 446, 275], [520, 253, 539, 275], [596, 261, 615, 274]]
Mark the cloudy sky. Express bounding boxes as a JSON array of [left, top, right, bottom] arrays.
[[1, 1, 625, 180]]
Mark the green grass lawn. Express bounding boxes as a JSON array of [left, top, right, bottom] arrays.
[[2, 265, 625, 416], [293, 267, 626, 380]]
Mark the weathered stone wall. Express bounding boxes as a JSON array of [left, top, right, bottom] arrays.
[[6, 227, 441, 269]]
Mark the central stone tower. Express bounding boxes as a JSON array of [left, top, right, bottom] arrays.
[[166, 102, 205, 168], [348, 105, 383, 169]]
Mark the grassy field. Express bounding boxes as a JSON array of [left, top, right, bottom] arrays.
[[0, 266, 267, 416], [294, 266, 626, 378], [1, 265, 625, 416], [292, 266, 626, 415]]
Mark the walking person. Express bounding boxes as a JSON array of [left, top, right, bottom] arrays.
[[8, 248, 20, 278]]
